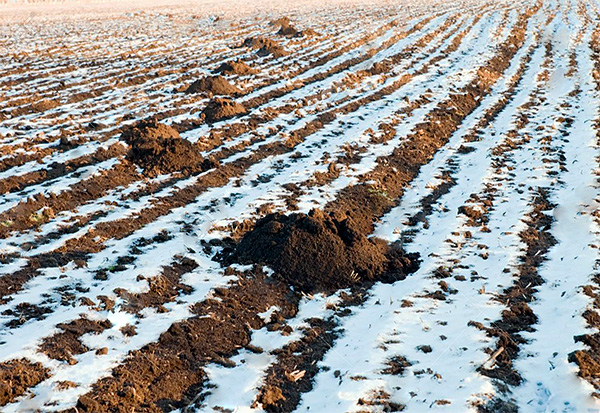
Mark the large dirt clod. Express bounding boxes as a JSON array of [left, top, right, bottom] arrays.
[[278, 24, 300, 37], [230, 209, 419, 294], [122, 118, 216, 177], [184, 75, 241, 96], [243, 36, 288, 57], [215, 60, 256, 75], [0, 359, 49, 406], [271, 16, 319, 38], [202, 98, 248, 123], [270, 16, 291, 27]]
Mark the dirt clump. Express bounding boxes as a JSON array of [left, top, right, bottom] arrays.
[[243, 36, 288, 57], [278, 23, 318, 38], [40, 317, 112, 363], [271, 16, 319, 37], [0, 359, 50, 406], [230, 209, 418, 294], [30, 98, 60, 113], [202, 98, 247, 123], [270, 16, 291, 27], [278, 24, 301, 37], [121, 118, 217, 177], [300, 28, 319, 37], [184, 75, 240, 96], [257, 385, 286, 408], [215, 60, 256, 75]]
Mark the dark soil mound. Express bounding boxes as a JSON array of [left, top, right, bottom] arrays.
[[243, 36, 288, 57], [258, 43, 288, 58], [278, 24, 300, 37], [202, 98, 247, 123], [215, 60, 256, 75], [184, 75, 240, 96], [271, 16, 319, 38], [122, 118, 217, 177], [230, 209, 419, 294]]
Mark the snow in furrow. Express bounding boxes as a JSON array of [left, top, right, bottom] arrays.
[[510, 16, 600, 411]]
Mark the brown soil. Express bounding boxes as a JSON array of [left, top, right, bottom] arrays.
[[280, 24, 319, 38], [254, 289, 367, 412], [114, 257, 198, 314], [70, 270, 298, 413], [270, 16, 291, 27], [256, 317, 339, 412], [278, 24, 301, 37], [121, 117, 217, 177], [472, 189, 556, 387], [0, 161, 139, 241], [40, 317, 113, 364], [272, 16, 319, 38], [184, 75, 241, 96], [214, 60, 257, 75], [0, 143, 126, 195], [243, 36, 288, 57], [29, 98, 60, 113], [244, 12, 535, 409], [0, 359, 50, 406], [2, 302, 53, 327], [190, 16, 432, 146], [201, 98, 248, 123], [230, 209, 418, 294]]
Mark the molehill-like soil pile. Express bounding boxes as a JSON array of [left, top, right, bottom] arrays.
[[122, 118, 217, 177], [215, 60, 256, 75], [230, 209, 419, 294], [243, 36, 288, 57], [271, 16, 319, 38], [184, 75, 241, 96], [202, 98, 247, 123]]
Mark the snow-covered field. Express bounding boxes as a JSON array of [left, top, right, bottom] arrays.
[[2, 0, 600, 411]]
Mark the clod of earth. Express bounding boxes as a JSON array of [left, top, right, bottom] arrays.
[[214, 60, 256, 75], [184, 75, 241, 96], [243, 36, 288, 57], [276, 21, 319, 38], [121, 118, 217, 177], [202, 97, 248, 123], [229, 209, 419, 293], [270, 16, 291, 27], [0, 359, 50, 406], [278, 24, 301, 37]]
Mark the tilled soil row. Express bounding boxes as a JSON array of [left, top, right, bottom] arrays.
[[472, 189, 556, 410], [290, 13, 494, 204], [0, 142, 126, 195], [36, 257, 199, 366], [0, 11, 457, 250], [565, 28, 600, 396], [467, 32, 583, 408], [69, 269, 298, 413]]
